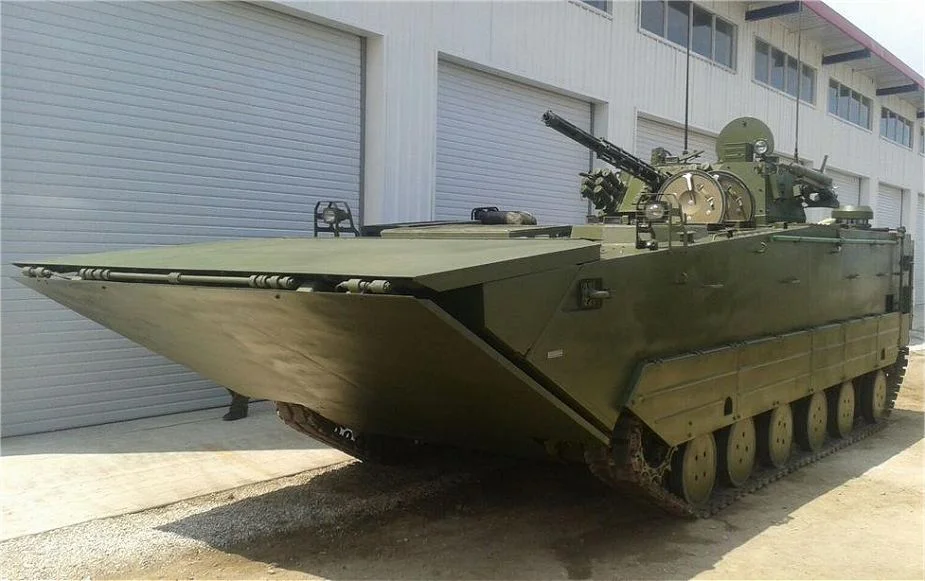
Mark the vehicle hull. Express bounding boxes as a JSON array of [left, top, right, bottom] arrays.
[[15, 223, 914, 459], [17, 276, 606, 457]]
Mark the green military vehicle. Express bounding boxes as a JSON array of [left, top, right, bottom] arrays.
[[16, 113, 912, 516]]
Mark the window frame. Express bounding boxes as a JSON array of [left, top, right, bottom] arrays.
[[880, 106, 914, 149], [638, 0, 738, 70], [753, 37, 816, 104], [578, 0, 612, 15], [827, 78, 872, 130]]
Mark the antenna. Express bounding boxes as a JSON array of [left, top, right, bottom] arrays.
[[683, 11, 684, 155], [794, 0, 803, 163]]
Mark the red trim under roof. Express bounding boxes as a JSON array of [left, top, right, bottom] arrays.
[[806, 0, 924, 88]]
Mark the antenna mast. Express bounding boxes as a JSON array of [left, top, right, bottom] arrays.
[[682, 11, 684, 155], [794, 0, 803, 163]]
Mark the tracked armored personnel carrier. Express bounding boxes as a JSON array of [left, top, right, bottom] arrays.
[[16, 113, 912, 516]]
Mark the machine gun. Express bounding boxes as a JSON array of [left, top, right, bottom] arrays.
[[784, 160, 839, 207], [542, 110, 666, 192]]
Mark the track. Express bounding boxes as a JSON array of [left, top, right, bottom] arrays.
[[587, 348, 910, 518], [276, 402, 428, 465], [277, 349, 909, 519]]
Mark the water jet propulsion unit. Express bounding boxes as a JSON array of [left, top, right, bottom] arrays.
[[15, 113, 913, 516]]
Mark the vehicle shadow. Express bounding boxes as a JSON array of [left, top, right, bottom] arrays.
[[155, 408, 924, 580]]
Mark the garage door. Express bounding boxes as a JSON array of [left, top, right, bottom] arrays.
[[806, 168, 863, 223], [435, 62, 592, 224], [829, 169, 862, 205], [636, 116, 717, 164], [875, 183, 903, 228], [1, 2, 362, 435]]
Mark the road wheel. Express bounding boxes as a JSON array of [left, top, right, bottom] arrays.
[[860, 370, 889, 422], [827, 381, 855, 438], [718, 417, 756, 487], [795, 392, 827, 452], [669, 433, 717, 506], [757, 404, 793, 468]]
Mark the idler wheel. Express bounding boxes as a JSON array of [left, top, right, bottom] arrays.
[[860, 370, 889, 422], [827, 381, 856, 438], [794, 392, 828, 452], [757, 404, 793, 468], [670, 433, 717, 506], [718, 417, 756, 487]]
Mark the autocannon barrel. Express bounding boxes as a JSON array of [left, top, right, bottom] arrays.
[[542, 110, 665, 191]]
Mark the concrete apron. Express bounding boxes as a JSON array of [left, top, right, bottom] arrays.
[[0, 402, 350, 540]]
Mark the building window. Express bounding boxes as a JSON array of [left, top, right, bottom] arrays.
[[639, 1, 736, 69], [754, 39, 815, 103], [827, 79, 871, 129], [580, 0, 611, 13], [641, 0, 664, 34], [921, 126, 924, 154], [714, 18, 734, 67], [880, 107, 913, 148], [800, 63, 814, 102], [691, 4, 712, 57], [666, 1, 689, 46]]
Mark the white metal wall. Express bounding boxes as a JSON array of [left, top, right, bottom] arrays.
[[0, 1, 363, 436], [289, 1, 922, 225], [3, 0, 924, 436], [435, 61, 592, 224], [636, 116, 718, 164], [917, 194, 924, 308], [875, 184, 904, 228]]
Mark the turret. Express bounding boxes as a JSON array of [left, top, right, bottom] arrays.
[[543, 112, 841, 227], [714, 117, 839, 224]]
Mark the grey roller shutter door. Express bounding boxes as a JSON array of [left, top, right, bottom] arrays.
[[636, 116, 717, 164], [435, 62, 592, 225], [829, 169, 862, 205], [875, 184, 903, 228], [1, 2, 362, 436], [806, 168, 862, 223]]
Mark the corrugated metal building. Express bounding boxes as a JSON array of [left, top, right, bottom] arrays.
[[2, 0, 923, 436]]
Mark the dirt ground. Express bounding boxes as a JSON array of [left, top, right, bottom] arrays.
[[96, 352, 925, 580]]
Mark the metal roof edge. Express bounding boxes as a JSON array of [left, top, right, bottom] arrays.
[[805, 0, 924, 89]]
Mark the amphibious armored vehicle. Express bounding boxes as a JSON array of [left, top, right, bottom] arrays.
[[16, 113, 912, 516]]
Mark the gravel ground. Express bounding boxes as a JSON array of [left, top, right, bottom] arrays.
[[0, 459, 486, 579], [1, 352, 922, 580]]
